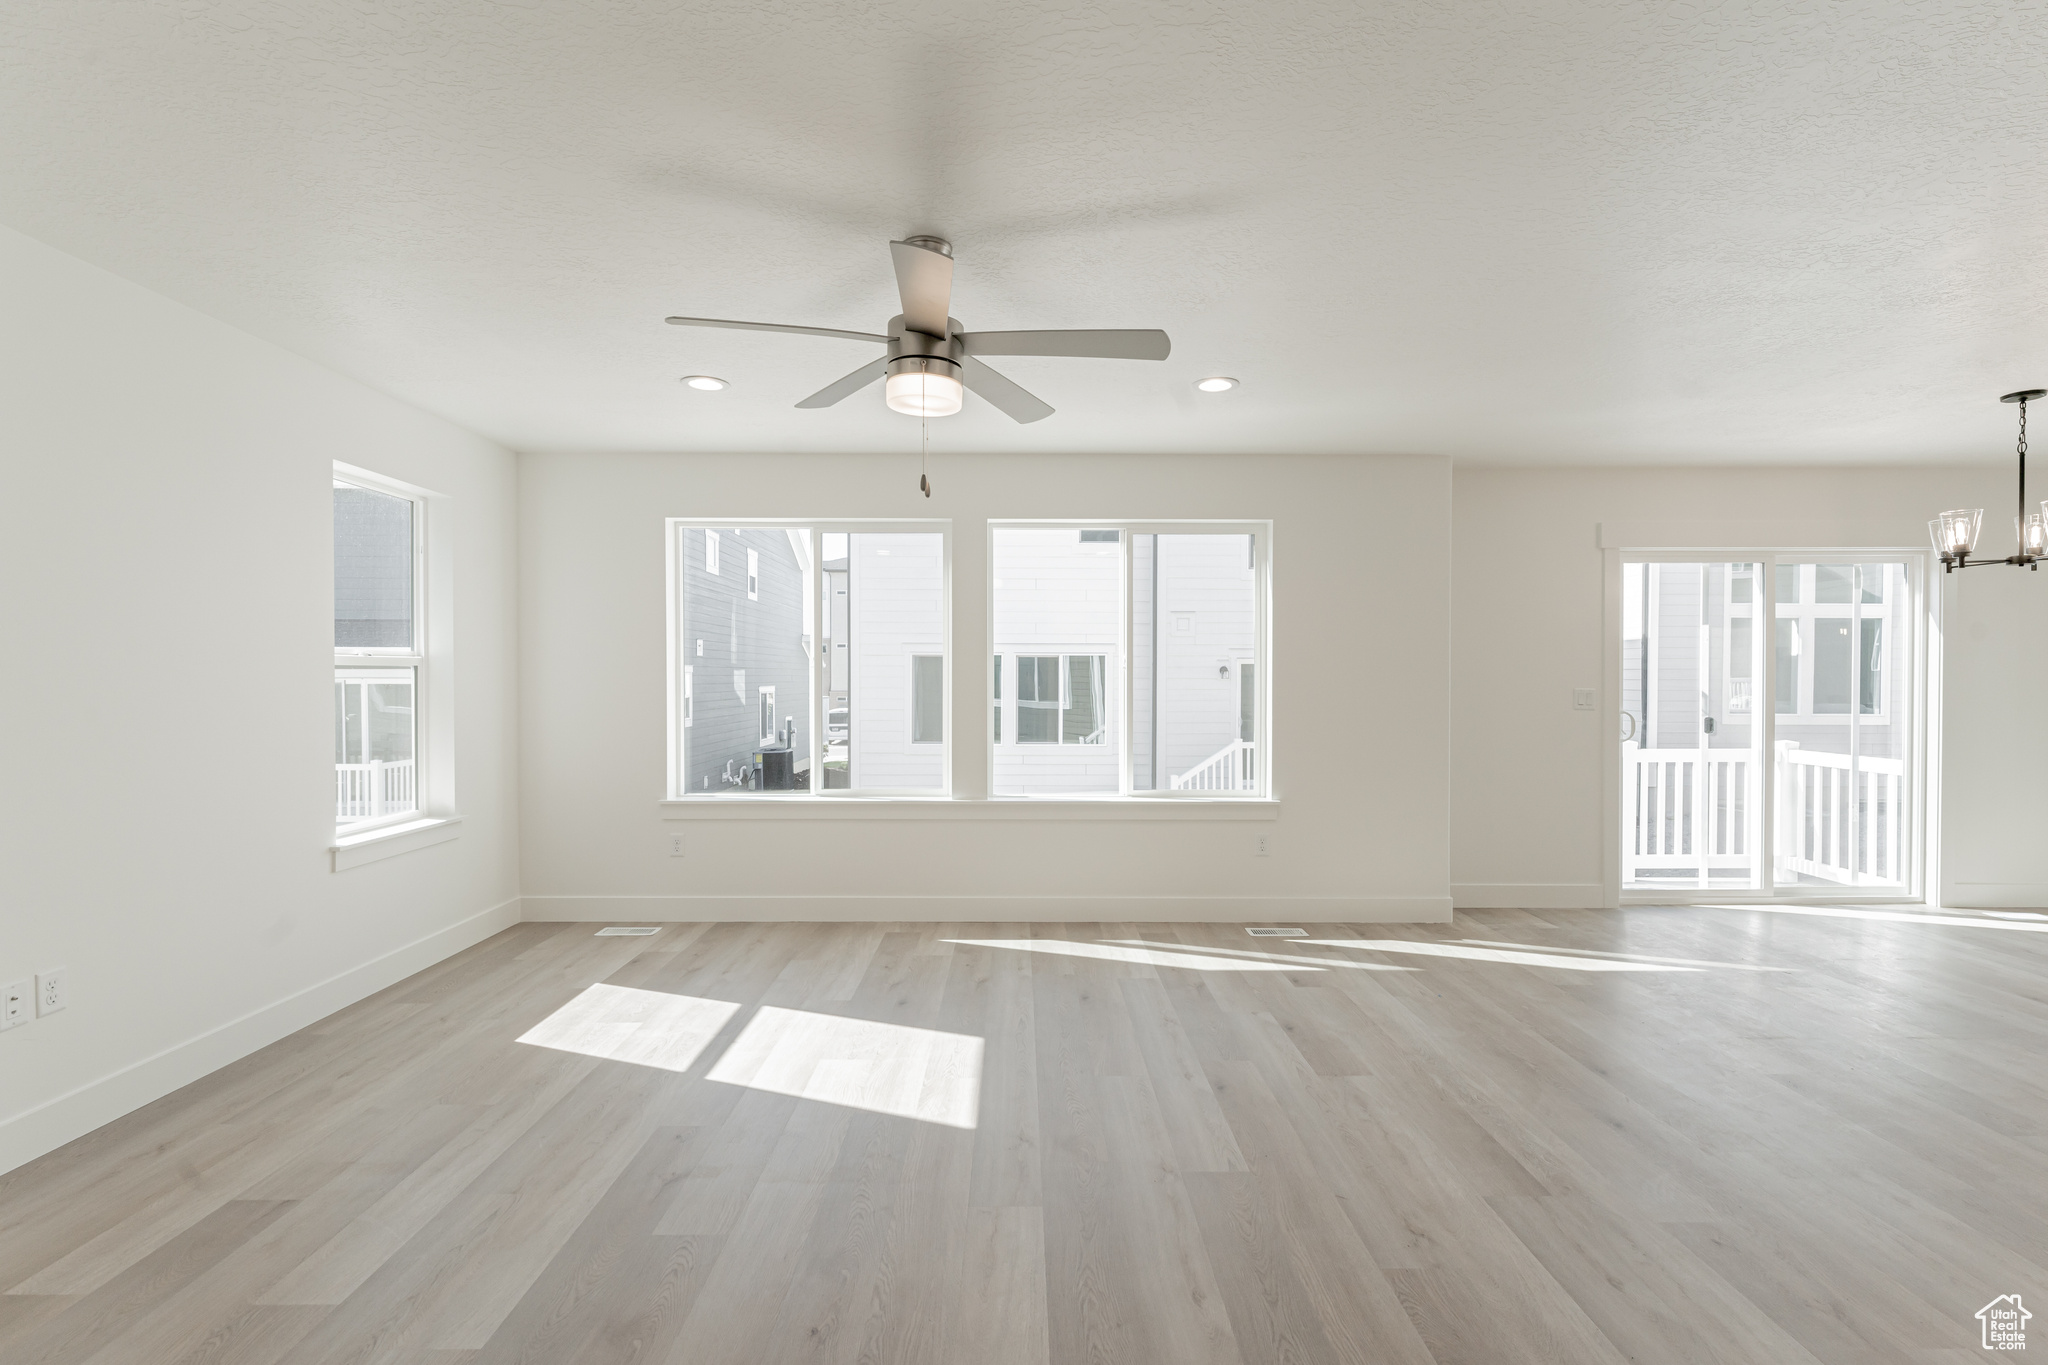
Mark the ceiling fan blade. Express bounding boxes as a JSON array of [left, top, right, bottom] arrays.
[[959, 356, 1054, 424], [795, 357, 891, 409], [889, 240, 954, 338], [956, 329, 1171, 360], [666, 315, 888, 344]]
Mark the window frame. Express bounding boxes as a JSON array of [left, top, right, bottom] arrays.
[[747, 547, 760, 600], [666, 518, 952, 801], [333, 463, 445, 840], [987, 519, 1271, 799]]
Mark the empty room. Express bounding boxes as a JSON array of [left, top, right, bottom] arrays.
[[3, 3, 2045, 1362]]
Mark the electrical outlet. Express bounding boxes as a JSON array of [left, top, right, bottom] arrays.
[[1572, 688, 1596, 711], [1255, 834, 1270, 857], [35, 969, 65, 1017], [0, 980, 27, 1030], [668, 832, 687, 857]]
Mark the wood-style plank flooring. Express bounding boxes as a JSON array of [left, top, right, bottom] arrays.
[[4, 906, 2046, 1364]]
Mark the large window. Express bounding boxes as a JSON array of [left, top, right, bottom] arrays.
[[992, 523, 1267, 797], [670, 521, 947, 796], [334, 473, 424, 829], [1619, 553, 1920, 897]]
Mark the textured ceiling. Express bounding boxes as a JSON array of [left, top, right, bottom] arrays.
[[4, 1, 2047, 461]]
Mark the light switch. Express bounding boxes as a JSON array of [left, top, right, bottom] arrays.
[[1572, 688, 1596, 711]]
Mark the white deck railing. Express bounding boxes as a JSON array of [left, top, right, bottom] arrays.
[[1624, 746, 1754, 882], [336, 759, 417, 820], [1777, 742, 1907, 886], [1170, 740, 1256, 791], [1622, 743, 1906, 888]]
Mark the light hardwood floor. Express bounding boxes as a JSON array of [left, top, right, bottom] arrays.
[[4, 907, 2045, 1364]]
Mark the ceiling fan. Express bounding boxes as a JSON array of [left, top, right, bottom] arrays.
[[665, 236, 1170, 424]]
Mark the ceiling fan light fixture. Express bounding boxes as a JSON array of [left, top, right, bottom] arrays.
[[1196, 376, 1237, 393], [682, 375, 727, 391], [885, 356, 963, 417]]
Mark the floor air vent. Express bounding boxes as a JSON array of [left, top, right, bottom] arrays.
[[595, 926, 663, 937], [1246, 927, 1308, 937]]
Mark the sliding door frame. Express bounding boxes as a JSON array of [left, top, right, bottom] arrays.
[[1603, 544, 1933, 908]]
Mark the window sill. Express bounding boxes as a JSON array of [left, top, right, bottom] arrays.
[[657, 798, 1279, 821], [332, 816, 462, 870]]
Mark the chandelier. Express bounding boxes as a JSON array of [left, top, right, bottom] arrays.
[[1931, 389, 2048, 571]]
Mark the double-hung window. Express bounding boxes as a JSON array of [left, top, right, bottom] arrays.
[[334, 469, 428, 831], [991, 522, 1268, 797], [669, 521, 949, 796]]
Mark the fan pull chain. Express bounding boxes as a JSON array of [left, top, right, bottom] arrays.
[[920, 410, 931, 498]]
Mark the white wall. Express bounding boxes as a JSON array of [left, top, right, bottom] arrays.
[[0, 225, 521, 1175], [519, 452, 1451, 922], [1451, 464, 2048, 909]]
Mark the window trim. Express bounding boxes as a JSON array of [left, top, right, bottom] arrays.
[[332, 462, 455, 849], [666, 518, 952, 801], [988, 519, 1271, 799], [746, 547, 760, 600]]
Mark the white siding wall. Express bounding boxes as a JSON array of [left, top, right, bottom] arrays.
[[1152, 534, 1257, 785], [848, 532, 945, 789], [993, 529, 1122, 793]]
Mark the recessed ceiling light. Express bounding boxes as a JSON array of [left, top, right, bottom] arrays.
[[1196, 376, 1237, 393], [682, 375, 727, 391]]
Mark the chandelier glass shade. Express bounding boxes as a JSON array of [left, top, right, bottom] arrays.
[[1930, 391, 2048, 572]]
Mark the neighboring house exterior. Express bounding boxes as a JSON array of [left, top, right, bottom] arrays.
[[994, 529, 1256, 794], [842, 533, 947, 790], [680, 527, 812, 792]]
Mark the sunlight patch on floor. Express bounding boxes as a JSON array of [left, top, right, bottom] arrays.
[[516, 983, 741, 1072], [1699, 904, 2048, 932], [1452, 941, 1796, 971], [944, 938, 1305, 972], [1098, 939, 1417, 971], [1303, 939, 1702, 972], [706, 1005, 984, 1129]]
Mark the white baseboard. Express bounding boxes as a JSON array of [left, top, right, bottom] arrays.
[[1452, 882, 1607, 910], [1944, 883, 2048, 910], [519, 894, 1453, 924], [0, 896, 522, 1178]]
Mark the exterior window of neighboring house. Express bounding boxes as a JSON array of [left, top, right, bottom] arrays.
[[670, 521, 947, 796], [1772, 563, 1890, 720], [911, 655, 943, 742], [994, 523, 1266, 796], [334, 469, 431, 832], [1014, 655, 1063, 743]]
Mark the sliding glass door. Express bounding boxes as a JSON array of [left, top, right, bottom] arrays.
[[1619, 553, 1920, 899]]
